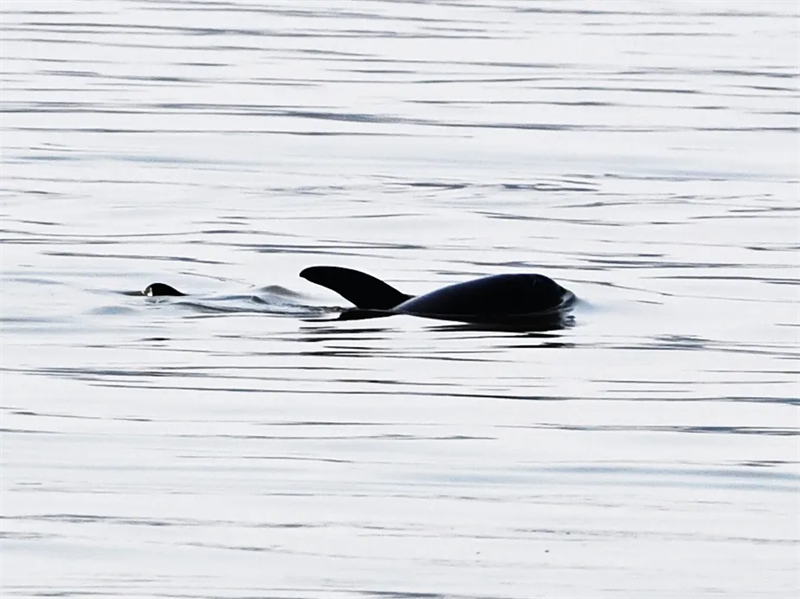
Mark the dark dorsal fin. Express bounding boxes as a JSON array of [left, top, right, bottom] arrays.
[[300, 266, 412, 310]]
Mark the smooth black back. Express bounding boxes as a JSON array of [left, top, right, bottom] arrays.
[[397, 274, 571, 317]]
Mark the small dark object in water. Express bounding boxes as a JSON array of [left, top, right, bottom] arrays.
[[144, 282, 185, 297]]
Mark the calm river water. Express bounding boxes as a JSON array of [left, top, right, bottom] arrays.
[[1, 1, 799, 598]]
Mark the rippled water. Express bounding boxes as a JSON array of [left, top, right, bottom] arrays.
[[1, 1, 799, 597]]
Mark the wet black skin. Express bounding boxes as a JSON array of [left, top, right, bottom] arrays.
[[144, 266, 576, 326], [299, 266, 575, 324], [143, 282, 185, 297]]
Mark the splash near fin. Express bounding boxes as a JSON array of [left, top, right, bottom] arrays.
[[300, 266, 411, 310]]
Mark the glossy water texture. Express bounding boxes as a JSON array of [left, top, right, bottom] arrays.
[[1, 1, 799, 597]]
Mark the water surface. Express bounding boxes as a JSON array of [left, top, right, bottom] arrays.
[[1, 1, 799, 598]]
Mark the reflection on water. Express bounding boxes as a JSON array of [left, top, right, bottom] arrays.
[[1, 0, 799, 598]]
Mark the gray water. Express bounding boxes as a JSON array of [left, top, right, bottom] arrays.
[[1, 1, 799, 598]]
